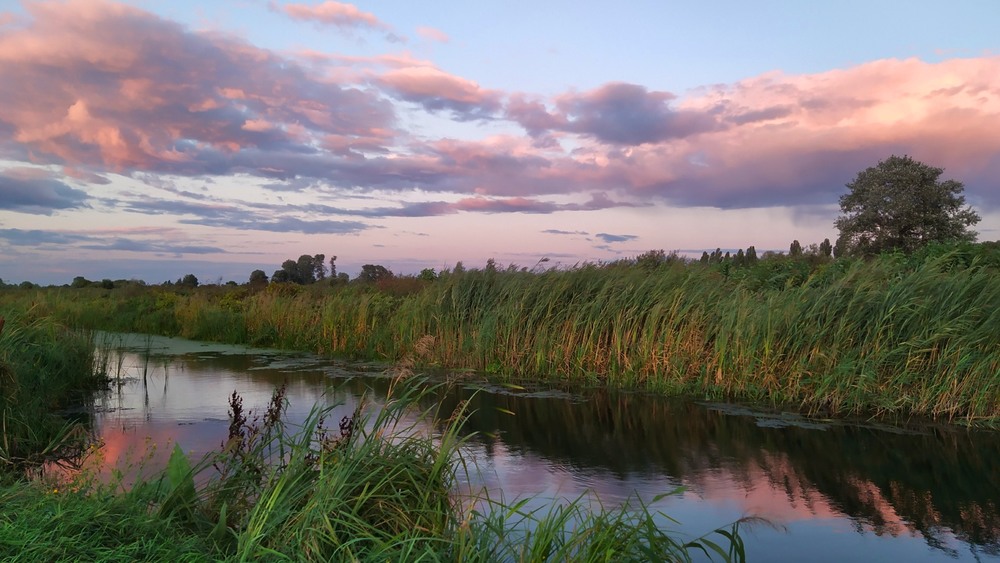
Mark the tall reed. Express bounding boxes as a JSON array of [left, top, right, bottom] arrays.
[[6, 245, 998, 423], [0, 308, 105, 471]]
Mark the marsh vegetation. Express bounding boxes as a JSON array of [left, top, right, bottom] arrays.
[[7, 241, 999, 425]]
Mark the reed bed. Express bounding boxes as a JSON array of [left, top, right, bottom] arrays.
[[0, 308, 105, 470], [6, 244, 998, 423]]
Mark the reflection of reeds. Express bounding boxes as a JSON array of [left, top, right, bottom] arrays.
[[1, 378, 749, 561], [434, 386, 1000, 554]]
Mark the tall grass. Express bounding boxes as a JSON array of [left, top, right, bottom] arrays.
[[1, 378, 749, 561], [7, 244, 999, 423], [0, 308, 105, 470]]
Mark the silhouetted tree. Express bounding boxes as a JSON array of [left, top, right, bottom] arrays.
[[357, 264, 393, 284], [295, 255, 317, 284], [71, 276, 91, 289], [819, 238, 833, 258], [181, 274, 199, 288], [419, 268, 437, 281], [313, 253, 327, 280], [746, 246, 758, 265], [249, 269, 268, 287], [789, 240, 803, 257]]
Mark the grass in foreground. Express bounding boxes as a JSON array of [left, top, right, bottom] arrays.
[[1, 379, 750, 562]]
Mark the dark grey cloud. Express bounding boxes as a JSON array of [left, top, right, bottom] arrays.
[[506, 83, 721, 145], [0, 228, 91, 246], [542, 229, 590, 235], [727, 105, 794, 125], [0, 228, 224, 256], [78, 239, 225, 254], [0, 169, 90, 214], [181, 215, 370, 235], [595, 233, 638, 243]]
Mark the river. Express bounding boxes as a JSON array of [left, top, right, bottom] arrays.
[[84, 333, 1000, 562]]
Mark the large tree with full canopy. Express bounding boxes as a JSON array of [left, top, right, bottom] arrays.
[[834, 155, 980, 256]]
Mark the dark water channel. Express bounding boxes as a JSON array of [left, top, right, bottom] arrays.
[[88, 334, 1000, 562]]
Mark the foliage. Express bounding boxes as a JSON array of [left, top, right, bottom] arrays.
[[835, 155, 981, 256], [248, 269, 268, 288], [270, 254, 330, 285], [357, 264, 394, 284]]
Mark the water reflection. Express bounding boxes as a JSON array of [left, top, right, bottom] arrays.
[[89, 334, 1000, 562]]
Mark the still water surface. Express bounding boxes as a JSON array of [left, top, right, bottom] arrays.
[[89, 334, 1000, 562]]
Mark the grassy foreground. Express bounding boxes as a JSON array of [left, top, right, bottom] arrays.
[[0, 313, 749, 561], [6, 243, 998, 424], [0, 382, 749, 562]]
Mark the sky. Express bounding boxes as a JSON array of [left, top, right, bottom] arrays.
[[1, 0, 999, 285]]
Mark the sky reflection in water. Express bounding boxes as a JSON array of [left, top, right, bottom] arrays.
[[87, 334, 1000, 562]]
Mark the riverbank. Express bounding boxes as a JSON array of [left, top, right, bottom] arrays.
[[5, 243, 997, 425]]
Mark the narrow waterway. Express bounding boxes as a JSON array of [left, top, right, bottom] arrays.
[[86, 333, 1000, 562]]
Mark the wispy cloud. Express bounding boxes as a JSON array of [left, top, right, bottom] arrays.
[[595, 233, 638, 243], [0, 228, 225, 255], [275, 1, 404, 42], [416, 26, 449, 43], [542, 229, 590, 236]]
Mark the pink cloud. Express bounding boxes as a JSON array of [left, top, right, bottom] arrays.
[[2, 1, 999, 222], [416, 26, 449, 43], [278, 1, 386, 31], [379, 66, 502, 117], [500, 57, 1000, 209], [0, 0, 395, 173]]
